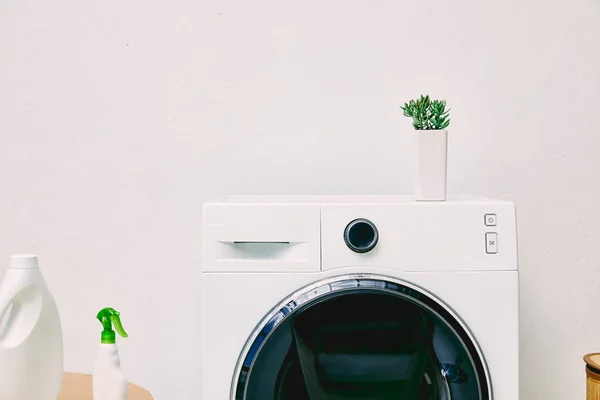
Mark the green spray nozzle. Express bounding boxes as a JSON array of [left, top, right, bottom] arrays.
[[97, 307, 128, 344]]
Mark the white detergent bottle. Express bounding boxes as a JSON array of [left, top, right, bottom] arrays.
[[0, 254, 64, 400], [93, 307, 129, 400]]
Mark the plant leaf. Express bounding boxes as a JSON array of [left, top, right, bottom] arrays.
[[401, 96, 450, 130]]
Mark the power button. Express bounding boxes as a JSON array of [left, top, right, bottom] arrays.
[[485, 214, 497, 226]]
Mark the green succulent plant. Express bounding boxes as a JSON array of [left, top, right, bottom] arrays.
[[401, 95, 450, 130]]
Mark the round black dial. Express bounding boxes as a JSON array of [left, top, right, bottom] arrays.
[[344, 218, 379, 253]]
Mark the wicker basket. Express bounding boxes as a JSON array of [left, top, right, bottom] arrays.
[[585, 354, 600, 399]]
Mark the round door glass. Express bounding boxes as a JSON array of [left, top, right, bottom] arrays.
[[233, 275, 491, 400]]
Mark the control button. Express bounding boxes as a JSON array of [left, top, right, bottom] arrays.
[[485, 214, 497, 226], [344, 218, 379, 253], [486, 233, 498, 254]]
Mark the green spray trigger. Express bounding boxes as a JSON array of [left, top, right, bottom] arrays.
[[97, 307, 128, 344]]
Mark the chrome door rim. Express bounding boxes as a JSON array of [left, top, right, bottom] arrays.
[[230, 273, 493, 400]]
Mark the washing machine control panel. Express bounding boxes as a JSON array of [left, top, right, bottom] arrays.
[[203, 198, 518, 273], [320, 201, 517, 272]]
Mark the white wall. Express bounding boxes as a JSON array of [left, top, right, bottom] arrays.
[[0, 0, 599, 398]]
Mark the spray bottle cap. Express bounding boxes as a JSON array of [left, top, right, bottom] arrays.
[[97, 307, 128, 344]]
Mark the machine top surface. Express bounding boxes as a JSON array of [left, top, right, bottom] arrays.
[[221, 195, 513, 205]]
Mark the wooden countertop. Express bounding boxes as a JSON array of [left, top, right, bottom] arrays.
[[58, 373, 153, 400]]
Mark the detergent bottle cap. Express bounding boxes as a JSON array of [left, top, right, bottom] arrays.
[[97, 307, 128, 344], [9, 254, 39, 269]]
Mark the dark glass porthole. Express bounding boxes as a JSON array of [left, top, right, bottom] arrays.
[[232, 275, 491, 400]]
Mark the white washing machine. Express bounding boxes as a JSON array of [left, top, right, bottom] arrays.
[[202, 196, 519, 400]]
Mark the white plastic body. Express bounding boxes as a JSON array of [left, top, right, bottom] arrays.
[[0, 255, 63, 400], [202, 196, 519, 399], [416, 129, 448, 201], [93, 344, 128, 400]]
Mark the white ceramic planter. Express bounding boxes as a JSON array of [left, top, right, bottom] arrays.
[[416, 129, 447, 201]]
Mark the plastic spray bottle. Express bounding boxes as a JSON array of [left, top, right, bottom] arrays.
[[93, 307, 128, 400]]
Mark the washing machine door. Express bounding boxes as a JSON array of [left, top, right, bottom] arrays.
[[232, 275, 491, 400]]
